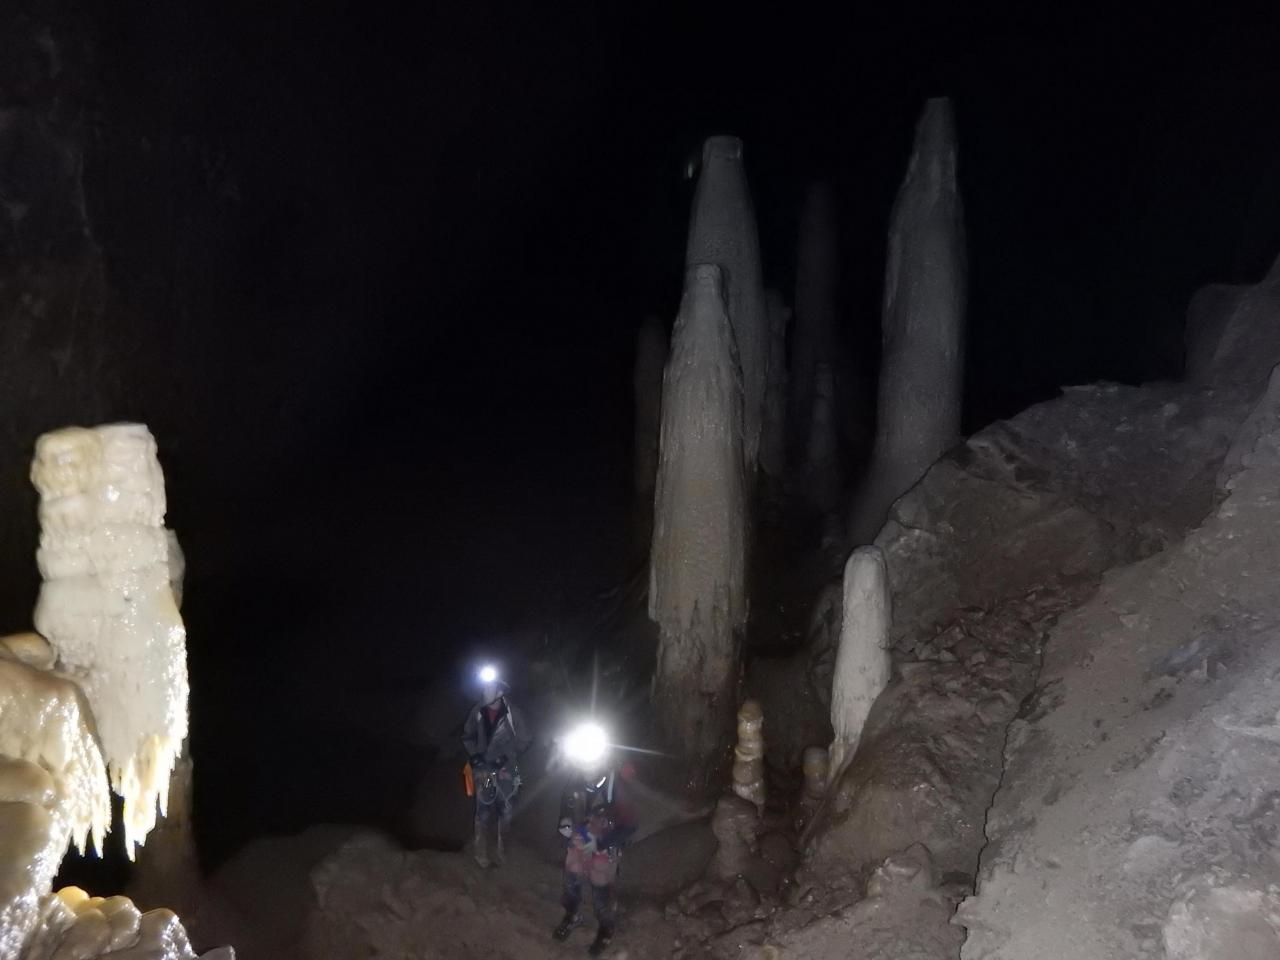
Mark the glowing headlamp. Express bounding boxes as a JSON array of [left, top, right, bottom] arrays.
[[478, 664, 499, 684], [563, 722, 609, 767]]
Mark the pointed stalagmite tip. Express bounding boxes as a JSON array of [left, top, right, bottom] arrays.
[[702, 135, 743, 163], [916, 97, 957, 151], [687, 262, 726, 291]]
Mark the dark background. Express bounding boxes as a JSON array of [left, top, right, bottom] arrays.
[[5, 0, 1279, 871]]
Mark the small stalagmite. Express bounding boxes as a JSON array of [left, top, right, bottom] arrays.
[[731, 699, 766, 813], [828, 546, 892, 786], [633, 315, 668, 498], [649, 264, 748, 772], [760, 290, 791, 482], [686, 135, 769, 473], [851, 97, 967, 543]]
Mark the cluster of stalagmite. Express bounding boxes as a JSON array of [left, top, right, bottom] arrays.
[[649, 264, 748, 770], [730, 699, 765, 812], [0, 423, 225, 960], [851, 97, 967, 543], [648, 102, 965, 787]]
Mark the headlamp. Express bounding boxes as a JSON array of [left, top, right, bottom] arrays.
[[478, 664, 498, 684], [563, 721, 609, 767]]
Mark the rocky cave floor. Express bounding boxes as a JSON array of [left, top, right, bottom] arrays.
[[177, 323, 1280, 958]]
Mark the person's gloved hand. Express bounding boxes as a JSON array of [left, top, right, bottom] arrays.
[[577, 825, 597, 855], [557, 818, 573, 839]]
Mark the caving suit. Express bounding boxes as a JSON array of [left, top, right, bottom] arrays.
[[462, 695, 531, 865], [559, 767, 638, 938]]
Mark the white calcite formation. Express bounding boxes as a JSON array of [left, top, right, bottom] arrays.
[[791, 181, 839, 457], [760, 290, 791, 482], [851, 97, 967, 543], [686, 135, 769, 473], [0, 656, 111, 958], [828, 546, 891, 785], [31, 424, 189, 857], [0, 424, 224, 960], [649, 264, 747, 767], [730, 699, 765, 813], [633, 315, 668, 498]]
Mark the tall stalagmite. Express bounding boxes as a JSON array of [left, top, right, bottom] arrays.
[[851, 98, 967, 543], [633, 316, 668, 498], [686, 136, 769, 473], [760, 290, 791, 482], [649, 265, 747, 774], [791, 182, 839, 458]]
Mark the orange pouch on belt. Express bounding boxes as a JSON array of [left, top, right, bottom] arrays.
[[463, 762, 474, 797]]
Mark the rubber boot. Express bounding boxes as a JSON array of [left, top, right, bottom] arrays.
[[473, 821, 490, 868], [552, 912, 583, 942], [588, 925, 614, 956]]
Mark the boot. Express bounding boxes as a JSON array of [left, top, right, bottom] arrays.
[[473, 822, 490, 869], [587, 925, 614, 956], [552, 912, 583, 942]]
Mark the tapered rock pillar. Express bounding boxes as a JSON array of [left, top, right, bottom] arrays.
[[791, 182, 839, 458], [802, 363, 842, 512], [686, 135, 769, 473], [828, 546, 891, 786], [633, 316, 668, 499], [851, 98, 967, 543], [760, 290, 791, 482], [649, 265, 747, 777]]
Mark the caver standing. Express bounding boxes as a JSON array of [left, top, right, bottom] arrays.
[[461, 665, 531, 867]]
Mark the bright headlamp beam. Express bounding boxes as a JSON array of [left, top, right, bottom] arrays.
[[564, 722, 608, 766], [478, 664, 498, 684]]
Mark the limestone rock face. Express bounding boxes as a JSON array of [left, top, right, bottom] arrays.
[[851, 97, 967, 544], [806, 377, 1245, 884], [957, 366, 1280, 960], [1184, 255, 1280, 393], [686, 135, 769, 472]]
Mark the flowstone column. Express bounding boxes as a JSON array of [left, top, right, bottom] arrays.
[[31, 424, 189, 856], [851, 98, 967, 543], [686, 135, 769, 474], [649, 264, 747, 776], [828, 546, 892, 785]]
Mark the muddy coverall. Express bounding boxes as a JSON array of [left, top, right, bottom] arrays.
[[559, 769, 637, 934], [462, 696, 531, 864]]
